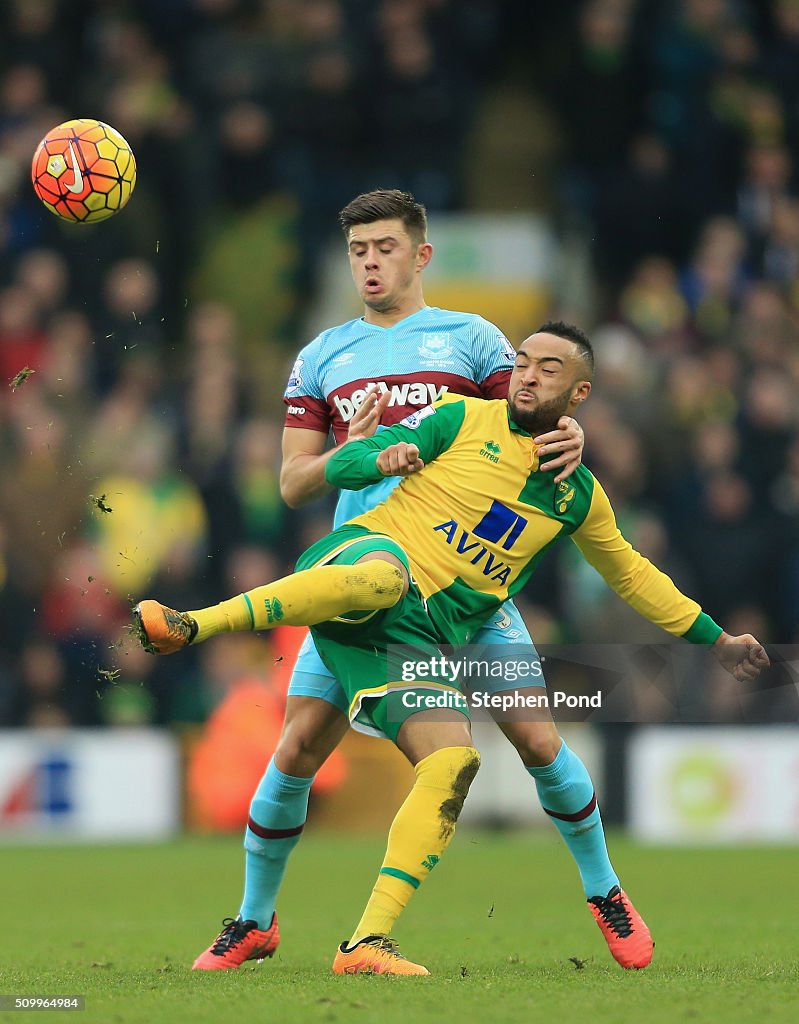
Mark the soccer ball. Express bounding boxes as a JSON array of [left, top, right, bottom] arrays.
[[31, 118, 136, 223]]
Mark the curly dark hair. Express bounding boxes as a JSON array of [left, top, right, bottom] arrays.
[[535, 320, 594, 377]]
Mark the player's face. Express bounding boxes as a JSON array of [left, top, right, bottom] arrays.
[[346, 218, 430, 313], [508, 333, 591, 434]]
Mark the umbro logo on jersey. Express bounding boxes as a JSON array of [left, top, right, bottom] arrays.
[[480, 440, 501, 463], [333, 381, 448, 421], [332, 352, 356, 366]]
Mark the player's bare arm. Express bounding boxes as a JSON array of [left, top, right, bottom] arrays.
[[534, 415, 585, 483], [712, 632, 770, 681], [280, 427, 333, 508], [280, 386, 391, 508]]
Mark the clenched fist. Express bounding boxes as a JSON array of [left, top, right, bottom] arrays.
[[376, 442, 425, 478], [712, 632, 770, 681]]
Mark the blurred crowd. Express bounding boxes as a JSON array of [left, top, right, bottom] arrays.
[[1, 0, 798, 731]]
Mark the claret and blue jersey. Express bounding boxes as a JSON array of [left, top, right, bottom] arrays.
[[283, 306, 516, 527]]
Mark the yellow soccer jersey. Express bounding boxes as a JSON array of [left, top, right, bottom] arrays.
[[326, 396, 722, 647]]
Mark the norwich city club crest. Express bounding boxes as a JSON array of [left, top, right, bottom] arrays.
[[555, 480, 575, 515]]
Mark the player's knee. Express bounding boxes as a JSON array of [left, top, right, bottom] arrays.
[[371, 562, 405, 606], [511, 729, 561, 768], [274, 730, 326, 777], [348, 559, 405, 609]]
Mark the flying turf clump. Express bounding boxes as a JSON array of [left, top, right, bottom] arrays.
[[89, 494, 113, 514], [9, 366, 35, 390], [127, 614, 156, 655]]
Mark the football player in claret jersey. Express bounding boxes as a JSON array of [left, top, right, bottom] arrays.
[[135, 321, 768, 974]]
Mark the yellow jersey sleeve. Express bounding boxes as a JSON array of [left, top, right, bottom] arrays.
[[571, 476, 722, 642]]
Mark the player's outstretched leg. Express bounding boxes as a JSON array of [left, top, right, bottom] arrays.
[[132, 560, 404, 654], [192, 915, 280, 971], [332, 740, 480, 976]]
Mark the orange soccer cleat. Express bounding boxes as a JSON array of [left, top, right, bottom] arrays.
[[192, 915, 280, 971], [332, 935, 430, 976], [132, 599, 197, 655], [588, 886, 653, 969]]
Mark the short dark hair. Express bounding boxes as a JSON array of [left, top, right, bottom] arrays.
[[535, 319, 594, 377], [339, 189, 428, 246]]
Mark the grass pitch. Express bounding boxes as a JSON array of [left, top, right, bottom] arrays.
[[1, 831, 796, 1024]]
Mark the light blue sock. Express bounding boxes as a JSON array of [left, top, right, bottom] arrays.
[[239, 758, 313, 926], [526, 741, 619, 899]]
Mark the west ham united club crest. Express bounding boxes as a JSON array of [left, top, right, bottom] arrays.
[[418, 333, 453, 363]]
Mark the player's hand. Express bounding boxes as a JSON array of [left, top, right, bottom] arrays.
[[347, 384, 391, 442], [712, 632, 770, 681], [534, 416, 584, 483], [376, 442, 425, 477]]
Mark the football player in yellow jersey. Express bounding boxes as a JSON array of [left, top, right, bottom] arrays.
[[134, 322, 768, 975], [179, 190, 590, 977]]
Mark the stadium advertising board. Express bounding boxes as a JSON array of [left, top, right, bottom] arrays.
[[629, 727, 799, 842], [0, 729, 179, 841]]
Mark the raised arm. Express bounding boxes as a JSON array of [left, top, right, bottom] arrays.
[[326, 397, 466, 491], [280, 385, 391, 508]]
